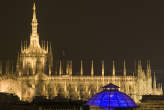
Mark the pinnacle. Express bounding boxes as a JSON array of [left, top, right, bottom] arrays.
[[33, 3, 36, 11]]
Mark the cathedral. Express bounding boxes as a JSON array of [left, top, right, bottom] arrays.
[[16, 3, 53, 76], [0, 3, 162, 103]]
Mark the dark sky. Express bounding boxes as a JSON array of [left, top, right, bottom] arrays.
[[0, 0, 164, 83]]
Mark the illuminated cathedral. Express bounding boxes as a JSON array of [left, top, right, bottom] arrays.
[[16, 3, 53, 76], [0, 3, 162, 103]]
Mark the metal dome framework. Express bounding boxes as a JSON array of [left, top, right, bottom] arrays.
[[87, 83, 137, 108]]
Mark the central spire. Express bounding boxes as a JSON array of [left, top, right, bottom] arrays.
[[32, 2, 38, 35], [33, 3, 37, 21], [30, 2, 40, 48]]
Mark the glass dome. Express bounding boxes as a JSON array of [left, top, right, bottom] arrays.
[[86, 83, 137, 108]]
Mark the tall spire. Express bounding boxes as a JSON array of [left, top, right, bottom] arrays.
[[146, 60, 151, 78], [138, 60, 143, 78], [112, 60, 115, 76], [59, 60, 62, 76], [69, 60, 72, 75], [66, 61, 69, 75], [33, 3, 37, 21], [30, 2, 40, 48], [32, 2, 38, 35], [48, 43, 53, 75], [102, 60, 104, 76], [46, 41, 49, 52], [153, 72, 156, 89], [91, 60, 94, 76], [123, 60, 126, 76], [80, 60, 83, 76]]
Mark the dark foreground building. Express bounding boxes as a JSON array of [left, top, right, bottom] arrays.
[[1, 92, 164, 110], [12, 101, 88, 110], [0, 92, 89, 110], [138, 95, 164, 110], [8, 96, 89, 110]]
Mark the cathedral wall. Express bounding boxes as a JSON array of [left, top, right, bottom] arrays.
[[0, 74, 162, 103]]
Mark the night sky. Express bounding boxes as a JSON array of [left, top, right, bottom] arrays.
[[0, 0, 164, 84]]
